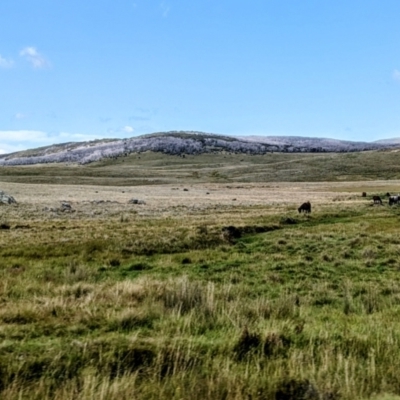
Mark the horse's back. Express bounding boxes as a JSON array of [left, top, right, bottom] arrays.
[[298, 201, 311, 213]]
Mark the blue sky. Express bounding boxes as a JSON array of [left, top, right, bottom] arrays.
[[1, 0, 400, 153]]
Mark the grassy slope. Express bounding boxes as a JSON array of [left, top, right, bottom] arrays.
[[1, 149, 400, 185]]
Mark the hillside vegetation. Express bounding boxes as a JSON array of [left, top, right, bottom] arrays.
[[0, 131, 394, 167], [1, 149, 400, 185]]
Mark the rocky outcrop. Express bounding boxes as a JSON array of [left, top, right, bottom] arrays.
[[42, 201, 75, 213], [0, 131, 396, 167], [0, 191, 17, 205]]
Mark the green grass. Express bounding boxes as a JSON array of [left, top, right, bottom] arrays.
[[2, 149, 400, 185], [1, 200, 400, 398]]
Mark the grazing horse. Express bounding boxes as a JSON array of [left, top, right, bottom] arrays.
[[298, 201, 311, 213], [372, 196, 383, 205], [362, 192, 367, 197], [389, 195, 400, 206]]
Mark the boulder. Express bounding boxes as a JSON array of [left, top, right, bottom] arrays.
[[60, 202, 72, 211], [128, 199, 146, 205], [0, 191, 17, 205], [42, 201, 74, 213], [60, 201, 76, 213]]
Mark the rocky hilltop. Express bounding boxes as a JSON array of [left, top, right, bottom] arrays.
[[0, 131, 396, 166], [241, 135, 393, 152]]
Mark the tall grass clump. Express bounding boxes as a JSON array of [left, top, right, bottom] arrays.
[[2, 200, 400, 398]]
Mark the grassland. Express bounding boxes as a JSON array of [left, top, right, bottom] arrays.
[[1, 151, 400, 399], [1, 148, 400, 185]]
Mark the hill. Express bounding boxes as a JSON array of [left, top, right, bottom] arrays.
[[0, 131, 395, 167], [242, 135, 388, 152], [1, 146, 400, 186]]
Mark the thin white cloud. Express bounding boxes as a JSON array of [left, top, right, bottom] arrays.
[[0, 147, 17, 155], [14, 113, 26, 120], [0, 130, 114, 154], [0, 54, 14, 68], [19, 47, 49, 69], [0, 130, 48, 142], [393, 69, 400, 82], [0, 130, 48, 154], [107, 126, 136, 135], [58, 132, 106, 142], [123, 126, 134, 133], [160, 2, 170, 17]]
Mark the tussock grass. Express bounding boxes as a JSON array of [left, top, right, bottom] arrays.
[[1, 180, 400, 398]]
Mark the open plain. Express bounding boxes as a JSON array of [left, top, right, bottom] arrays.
[[1, 152, 400, 399]]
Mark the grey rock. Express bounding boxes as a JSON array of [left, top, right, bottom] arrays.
[[60, 202, 74, 212], [0, 191, 17, 205], [128, 199, 146, 205]]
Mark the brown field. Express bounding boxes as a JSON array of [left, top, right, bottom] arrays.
[[1, 180, 399, 218]]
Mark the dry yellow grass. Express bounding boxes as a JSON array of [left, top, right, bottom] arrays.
[[1, 180, 397, 218]]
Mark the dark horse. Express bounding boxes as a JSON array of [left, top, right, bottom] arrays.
[[389, 195, 400, 206], [298, 201, 311, 213], [372, 196, 382, 205]]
